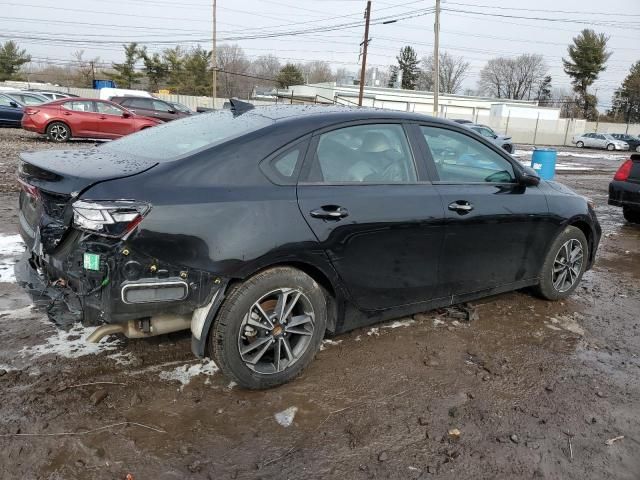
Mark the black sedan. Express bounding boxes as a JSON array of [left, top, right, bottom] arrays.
[[609, 154, 640, 223], [17, 103, 601, 389], [610, 133, 640, 153]]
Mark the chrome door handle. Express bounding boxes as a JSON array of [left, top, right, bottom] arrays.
[[310, 206, 349, 220], [448, 201, 474, 213]]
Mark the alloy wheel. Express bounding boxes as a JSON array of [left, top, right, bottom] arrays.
[[237, 288, 315, 375], [50, 124, 69, 142], [552, 239, 584, 292]]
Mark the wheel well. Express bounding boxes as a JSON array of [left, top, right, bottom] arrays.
[[227, 261, 339, 333]]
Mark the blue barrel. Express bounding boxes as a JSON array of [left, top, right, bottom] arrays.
[[530, 148, 557, 180]]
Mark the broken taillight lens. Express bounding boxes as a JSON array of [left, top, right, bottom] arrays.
[[614, 159, 633, 181], [72, 200, 151, 237], [18, 178, 40, 198]]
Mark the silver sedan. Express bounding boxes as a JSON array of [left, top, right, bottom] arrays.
[[572, 133, 629, 151], [463, 123, 515, 154]]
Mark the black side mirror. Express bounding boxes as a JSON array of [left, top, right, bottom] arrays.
[[519, 166, 540, 186], [9, 101, 18, 108], [493, 134, 498, 139], [168, 109, 176, 114]]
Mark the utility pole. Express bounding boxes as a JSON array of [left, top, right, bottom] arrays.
[[432, 0, 440, 117], [358, 1, 371, 107], [212, 0, 217, 109]]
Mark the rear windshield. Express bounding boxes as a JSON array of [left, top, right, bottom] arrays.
[[101, 110, 274, 161]]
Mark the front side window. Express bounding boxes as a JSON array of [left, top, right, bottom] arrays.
[[0, 95, 14, 107], [62, 101, 94, 112], [152, 100, 172, 112], [307, 124, 417, 183], [421, 126, 515, 183], [16, 94, 45, 105], [96, 102, 124, 116]]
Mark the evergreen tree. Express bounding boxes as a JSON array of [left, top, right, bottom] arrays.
[[397, 46, 419, 90], [0, 41, 31, 81], [276, 64, 304, 88], [562, 29, 611, 119], [536, 76, 553, 105], [108, 43, 144, 88], [387, 66, 399, 88], [142, 51, 168, 92], [608, 61, 640, 123]]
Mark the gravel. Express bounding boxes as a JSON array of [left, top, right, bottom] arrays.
[[0, 128, 91, 193]]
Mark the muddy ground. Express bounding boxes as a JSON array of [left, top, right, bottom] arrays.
[[0, 128, 638, 479]]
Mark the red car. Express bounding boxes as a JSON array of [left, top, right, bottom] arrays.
[[21, 98, 161, 142]]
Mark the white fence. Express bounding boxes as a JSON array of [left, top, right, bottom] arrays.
[[4, 82, 639, 146]]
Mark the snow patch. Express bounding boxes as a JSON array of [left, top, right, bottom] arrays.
[[367, 327, 380, 336], [433, 318, 445, 326], [0, 234, 25, 283], [514, 149, 626, 161], [382, 318, 416, 329], [274, 406, 298, 427], [158, 359, 218, 390], [19, 323, 122, 359], [320, 339, 343, 350]]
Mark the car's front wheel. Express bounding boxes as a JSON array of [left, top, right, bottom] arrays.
[[635, 145, 640, 153], [623, 207, 640, 224], [535, 226, 588, 300], [46, 121, 71, 142], [576, 141, 584, 148], [606, 143, 615, 151], [210, 267, 327, 389]]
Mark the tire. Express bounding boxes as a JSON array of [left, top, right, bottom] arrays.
[[576, 141, 584, 148], [210, 267, 327, 389], [635, 145, 640, 153], [623, 207, 640, 224], [46, 121, 71, 142], [606, 143, 615, 151], [535, 226, 588, 301]]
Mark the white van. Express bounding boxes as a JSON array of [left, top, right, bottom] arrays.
[[99, 88, 154, 101]]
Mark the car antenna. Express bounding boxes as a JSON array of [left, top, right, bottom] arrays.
[[229, 98, 254, 115]]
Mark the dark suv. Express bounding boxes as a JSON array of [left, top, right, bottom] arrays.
[[610, 133, 640, 153], [110, 96, 192, 122]]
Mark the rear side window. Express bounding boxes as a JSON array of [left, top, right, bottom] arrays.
[[421, 126, 515, 184], [306, 124, 417, 183], [101, 110, 274, 161], [63, 101, 94, 112], [261, 143, 307, 185]]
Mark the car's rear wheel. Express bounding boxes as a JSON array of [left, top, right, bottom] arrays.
[[623, 207, 640, 224], [46, 121, 70, 142], [210, 267, 327, 389], [606, 143, 615, 151], [535, 226, 588, 300], [576, 141, 584, 148]]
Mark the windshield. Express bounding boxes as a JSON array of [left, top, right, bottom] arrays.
[[171, 102, 192, 113], [101, 109, 274, 161]]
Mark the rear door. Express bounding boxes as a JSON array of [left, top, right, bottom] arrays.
[[297, 122, 446, 311], [417, 124, 554, 297], [95, 101, 134, 138], [60, 100, 101, 136]]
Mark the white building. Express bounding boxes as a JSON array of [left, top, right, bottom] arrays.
[[277, 82, 560, 122]]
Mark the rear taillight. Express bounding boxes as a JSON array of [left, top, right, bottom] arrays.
[[72, 200, 151, 238], [23, 107, 39, 115], [17, 178, 40, 199], [614, 159, 633, 181]]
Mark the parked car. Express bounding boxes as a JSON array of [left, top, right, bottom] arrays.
[[572, 132, 629, 151], [21, 98, 161, 142], [608, 154, 640, 223], [27, 90, 79, 101], [110, 96, 192, 122], [610, 133, 640, 153], [168, 101, 195, 115], [5, 91, 50, 106], [0, 93, 24, 127], [17, 103, 601, 389], [463, 123, 515, 153]]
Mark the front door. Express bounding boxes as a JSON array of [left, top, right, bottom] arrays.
[[95, 101, 134, 138], [418, 125, 554, 297], [297, 122, 446, 311], [0, 95, 22, 126]]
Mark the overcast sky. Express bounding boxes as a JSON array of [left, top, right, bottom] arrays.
[[7, 0, 640, 108]]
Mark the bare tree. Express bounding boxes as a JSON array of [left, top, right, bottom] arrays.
[[216, 44, 252, 98], [300, 60, 333, 84], [478, 54, 547, 100], [72, 50, 100, 87], [418, 52, 470, 94], [334, 67, 355, 85]]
